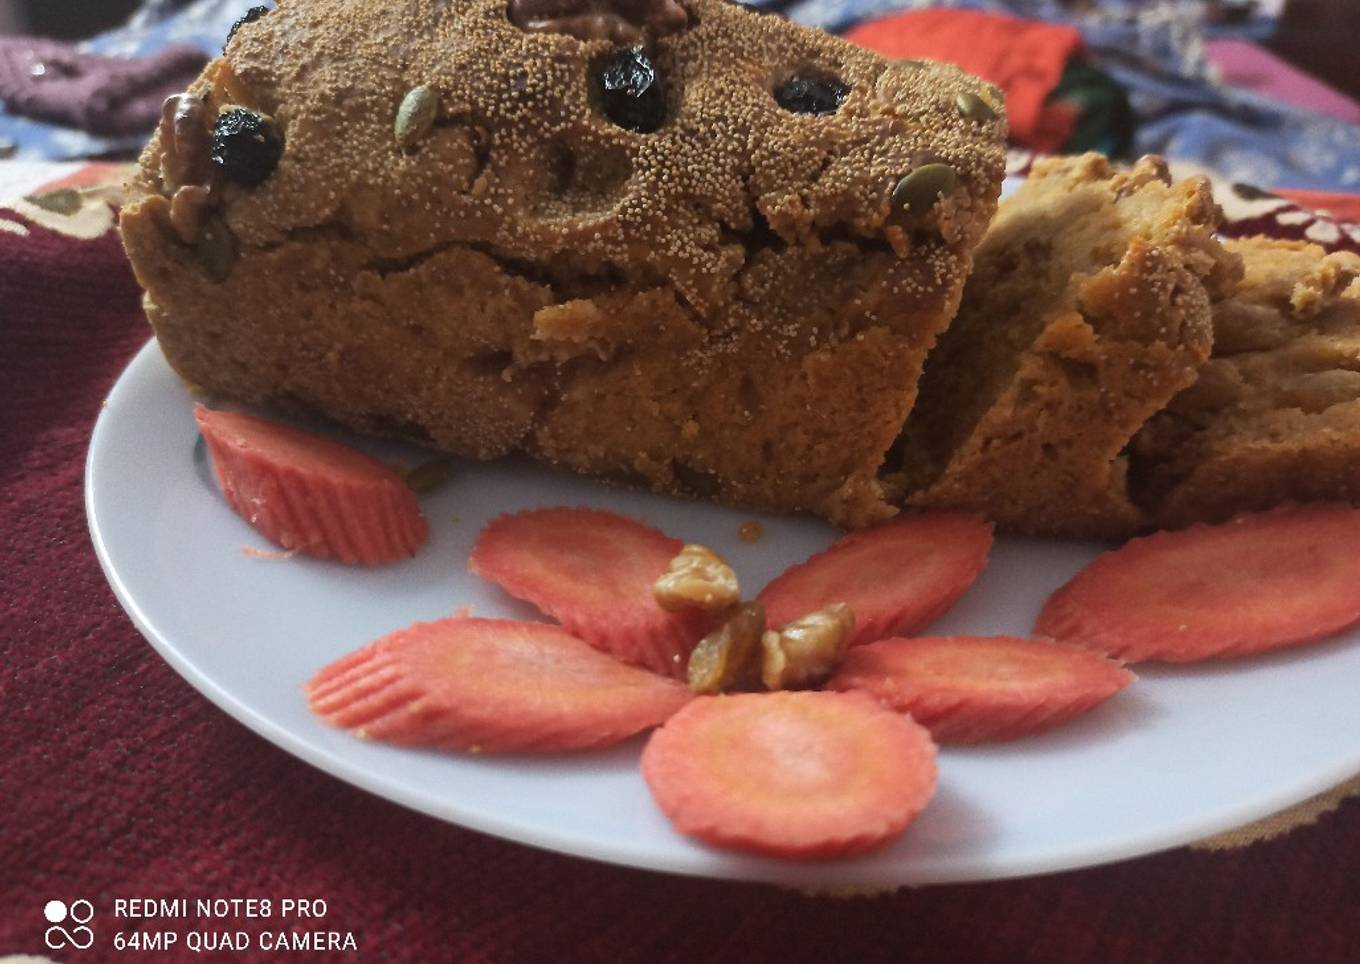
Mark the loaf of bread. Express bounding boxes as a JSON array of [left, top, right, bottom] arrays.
[[892, 153, 1243, 537], [1132, 236, 1360, 528], [118, 0, 1007, 529]]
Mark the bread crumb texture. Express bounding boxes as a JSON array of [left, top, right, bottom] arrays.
[[897, 153, 1242, 537], [1131, 236, 1360, 528]]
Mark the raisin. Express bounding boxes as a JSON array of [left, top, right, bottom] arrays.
[[211, 108, 284, 187], [225, 5, 271, 49], [773, 75, 850, 116], [597, 48, 665, 134]]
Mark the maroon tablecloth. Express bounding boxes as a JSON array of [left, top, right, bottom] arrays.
[[3, 167, 1359, 964]]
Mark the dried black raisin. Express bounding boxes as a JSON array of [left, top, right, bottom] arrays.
[[597, 48, 665, 134], [225, 5, 270, 50], [211, 108, 283, 187], [773, 75, 850, 116]]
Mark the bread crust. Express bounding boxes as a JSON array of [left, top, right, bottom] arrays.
[[119, 0, 1006, 528]]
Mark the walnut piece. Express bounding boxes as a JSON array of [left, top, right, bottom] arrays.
[[686, 601, 765, 695], [169, 184, 214, 245], [761, 602, 854, 690], [158, 93, 212, 192], [653, 543, 739, 614], [508, 0, 689, 43]]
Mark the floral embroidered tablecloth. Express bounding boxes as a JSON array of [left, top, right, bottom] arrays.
[[2, 161, 1358, 963]]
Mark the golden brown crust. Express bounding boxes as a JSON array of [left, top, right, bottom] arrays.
[[1131, 236, 1360, 528], [119, 0, 1006, 527], [895, 153, 1241, 538]]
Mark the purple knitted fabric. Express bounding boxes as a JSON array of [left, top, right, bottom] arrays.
[[0, 36, 206, 137]]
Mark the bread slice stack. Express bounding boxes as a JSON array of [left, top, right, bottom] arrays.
[[895, 154, 1360, 537], [894, 154, 1242, 537], [1132, 237, 1360, 529]]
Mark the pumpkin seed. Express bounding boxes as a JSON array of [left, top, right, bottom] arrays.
[[25, 188, 82, 216], [405, 457, 455, 493], [955, 91, 996, 123], [195, 216, 237, 283], [395, 85, 439, 150], [891, 163, 958, 217]]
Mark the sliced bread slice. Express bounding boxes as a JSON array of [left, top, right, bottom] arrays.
[[893, 153, 1241, 537], [1131, 236, 1360, 528]]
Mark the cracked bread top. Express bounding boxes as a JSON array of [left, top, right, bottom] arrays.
[[125, 0, 1006, 316]]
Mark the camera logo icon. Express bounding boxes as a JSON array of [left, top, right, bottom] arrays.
[[44, 899, 95, 951]]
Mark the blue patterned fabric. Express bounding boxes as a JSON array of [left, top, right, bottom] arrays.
[[83, 0, 267, 59], [0, 0, 263, 160], [758, 0, 1360, 192], [3, 0, 1358, 193]]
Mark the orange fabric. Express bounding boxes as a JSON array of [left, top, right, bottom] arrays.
[[1277, 188, 1360, 224], [845, 9, 1083, 152]]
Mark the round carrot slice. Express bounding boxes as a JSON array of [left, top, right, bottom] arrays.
[[829, 635, 1134, 743], [307, 617, 692, 753], [640, 691, 937, 858], [1037, 504, 1360, 663], [758, 512, 992, 645], [470, 507, 710, 677], [196, 405, 427, 565]]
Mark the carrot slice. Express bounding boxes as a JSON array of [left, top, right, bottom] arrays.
[[758, 513, 993, 645], [1037, 504, 1360, 662], [828, 635, 1134, 743], [307, 617, 692, 753], [640, 691, 937, 858], [469, 507, 710, 677], [195, 405, 426, 565]]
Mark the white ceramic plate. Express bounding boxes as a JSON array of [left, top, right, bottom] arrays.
[[87, 339, 1360, 888]]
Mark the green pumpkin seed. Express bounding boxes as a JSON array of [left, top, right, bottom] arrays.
[[195, 216, 237, 283], [405, 457, 455, 494], [25, 188, 82, 216], [395, 85, 439, 150], [955, 91, 996, 123], [891, 163, 958, 217]]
